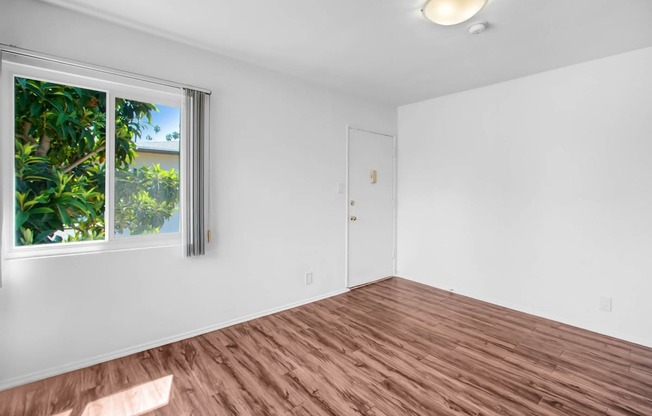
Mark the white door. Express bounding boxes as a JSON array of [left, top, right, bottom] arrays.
[[347, 127, 395, 288]]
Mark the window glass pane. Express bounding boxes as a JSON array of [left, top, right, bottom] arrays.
[[114, 98, 181, 237], [14, 77, 106, 246]]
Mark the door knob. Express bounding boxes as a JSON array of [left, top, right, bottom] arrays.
[[350, 216, 357, 221]]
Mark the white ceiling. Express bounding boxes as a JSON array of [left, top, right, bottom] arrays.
[[41, 0, 652, 105]]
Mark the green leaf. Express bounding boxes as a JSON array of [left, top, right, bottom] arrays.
[[30, 101, 42, 117], [28, 207, 55, 215], [54, 90, 74, 100], [16, 210, 30, 228], [19, 227, 34, 245], [56, 111, 68, 126], [56, 204, 71, 225]]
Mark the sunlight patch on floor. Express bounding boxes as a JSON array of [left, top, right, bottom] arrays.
[[79, 375, 173, 416]]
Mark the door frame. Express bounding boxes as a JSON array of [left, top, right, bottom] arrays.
[[345, 125, 397, 289]]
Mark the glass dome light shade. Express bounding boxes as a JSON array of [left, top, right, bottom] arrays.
[[422, 0, 488, 26]]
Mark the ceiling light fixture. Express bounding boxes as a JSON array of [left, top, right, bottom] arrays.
[[422, 0, 488, 26]]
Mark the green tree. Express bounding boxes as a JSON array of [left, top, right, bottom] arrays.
[[14, 78, 180, 245]]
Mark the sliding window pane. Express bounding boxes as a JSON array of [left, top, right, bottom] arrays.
[[14, 77, 106, 245], [114, 98, 181, 237]]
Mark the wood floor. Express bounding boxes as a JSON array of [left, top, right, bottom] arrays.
[[1, 278, 652, 416]]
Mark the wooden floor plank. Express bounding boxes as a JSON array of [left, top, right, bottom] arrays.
[[1, 277, 651, 415]]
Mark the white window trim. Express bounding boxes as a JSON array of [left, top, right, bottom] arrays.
[[1, 53, 186, 260]]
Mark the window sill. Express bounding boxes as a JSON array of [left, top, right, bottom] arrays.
[[3, 235, 181, 261]]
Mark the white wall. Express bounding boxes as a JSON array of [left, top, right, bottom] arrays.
[[398, 47, 652, 347], [0, 0, 396, 388]]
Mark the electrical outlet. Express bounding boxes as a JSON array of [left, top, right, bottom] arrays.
[[305, 272, 313, 285], [599, 297, 612, 312]]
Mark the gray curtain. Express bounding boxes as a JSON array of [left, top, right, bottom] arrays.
[[0, 190, 3, 286], [183, 89, 211, 257]]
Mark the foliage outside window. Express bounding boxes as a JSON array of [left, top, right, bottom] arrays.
[[113, 98, 181, 237], [13, 77, 181, 247]]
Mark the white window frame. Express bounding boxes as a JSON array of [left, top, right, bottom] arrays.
[[1, 54, 186, 260]]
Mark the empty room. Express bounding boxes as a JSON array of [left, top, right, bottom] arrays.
[[1, 0, 652, 414]]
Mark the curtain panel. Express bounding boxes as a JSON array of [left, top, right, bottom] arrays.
[[183, 89, 211, 257]]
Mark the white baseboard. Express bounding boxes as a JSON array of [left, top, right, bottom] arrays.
[[0, 288, 348, 391]]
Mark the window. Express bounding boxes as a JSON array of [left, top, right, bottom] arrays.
[[113, 98, 181, 238], [13, 77, 109, 246], [1, 53, 193, 259]]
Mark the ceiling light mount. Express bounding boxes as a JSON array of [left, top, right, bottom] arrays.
[[422, 0, 488, 26]]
